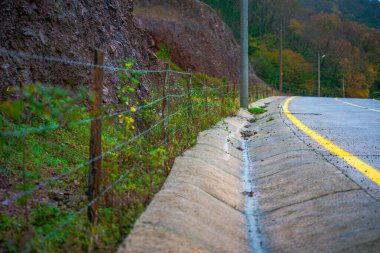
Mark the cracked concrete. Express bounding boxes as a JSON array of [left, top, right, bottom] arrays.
[[248, 97, 380, 253]]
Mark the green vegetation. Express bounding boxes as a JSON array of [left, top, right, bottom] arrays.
[[248, 107, 266, 115], [299, 0, 380, 29], [202, 0, 380, 98], [0, 55, 240, 251], [266, 115, 275, 122]]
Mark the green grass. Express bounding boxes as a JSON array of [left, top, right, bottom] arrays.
[[248, 107, 267, 115], [0, 81, 240, 252]]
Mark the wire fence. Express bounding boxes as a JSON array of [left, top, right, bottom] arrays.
[[0, 48, 192, 75], [1, 90, 196, 137], [0, 48, 274, 251]]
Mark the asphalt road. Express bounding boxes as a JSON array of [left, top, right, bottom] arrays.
[[249, 97, 380, 252], [287, 97, 380, 199]]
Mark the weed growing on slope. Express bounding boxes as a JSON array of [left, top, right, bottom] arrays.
[[248, 107, 267, 115]]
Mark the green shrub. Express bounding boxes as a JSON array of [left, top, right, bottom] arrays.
[[248, 107, 266, 114]]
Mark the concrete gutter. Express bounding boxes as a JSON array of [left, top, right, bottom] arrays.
[[119, 96, 380, 253], [118, 108, 254, 253]]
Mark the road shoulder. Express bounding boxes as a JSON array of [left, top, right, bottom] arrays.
[[248, 97, 380, 253]]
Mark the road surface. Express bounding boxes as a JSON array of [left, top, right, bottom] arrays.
[[247, 97, 380, 253], [286, 97, 380, 199]]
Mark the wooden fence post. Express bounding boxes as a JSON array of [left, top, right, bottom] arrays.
[[88, 50, 104, 224], [162, 63, 170, 144], [187, 74, 193, 117], [203, 82, 208, 112], [233, 83, 237, 103], [221, 82, 226, 114], [185, 74, 193, 133]]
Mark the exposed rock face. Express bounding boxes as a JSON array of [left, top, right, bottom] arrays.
[[0, 0, 158, 102], [134, 0, 263, 85]]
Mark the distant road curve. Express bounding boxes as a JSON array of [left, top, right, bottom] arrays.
[[335, 98, 380, 113]]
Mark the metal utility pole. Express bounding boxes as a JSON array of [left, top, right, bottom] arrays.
[[318, 53, 325, 97], [342, 76, 345, 98], [240, 0, 249, 108], [279, 10, 283, 95]]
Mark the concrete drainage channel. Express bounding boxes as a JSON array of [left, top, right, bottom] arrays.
[[119, 96, 380, 253], [242, 138, 265, 253], [118, 106, 255, 253]]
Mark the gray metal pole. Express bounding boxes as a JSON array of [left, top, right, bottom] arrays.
[[279, 16, 283, 95], [240, 0, 249, 108], [342, 76, 345, 98], [318, 53, 321, 97]]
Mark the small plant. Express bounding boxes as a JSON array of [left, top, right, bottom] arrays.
[[156, 42, 171, 62], [248, 107, 266, 114], [266, 115, 275, 122]]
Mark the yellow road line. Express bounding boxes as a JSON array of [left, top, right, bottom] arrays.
[[335, 98, 380, 113], [283, 97, 380, 185]]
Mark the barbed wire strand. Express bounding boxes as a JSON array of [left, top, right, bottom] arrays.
[[43, 126, 183, 240], [0, 49, 248, 85], [0, 48, 191, 75], [0, 48, 249, 87], [1, 89, 197, 137], [0, 48, 237, 137], [43, 161, 142, 240], [0, 105, 191, 206]]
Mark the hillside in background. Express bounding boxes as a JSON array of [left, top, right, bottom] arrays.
[[134, 0, 264, 86], [300, 0, 380, 29], [203, 0, 380, 98]]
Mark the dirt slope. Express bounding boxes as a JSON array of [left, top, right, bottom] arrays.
[[134, 0, 264, 85], [0, 0, 158, 102]]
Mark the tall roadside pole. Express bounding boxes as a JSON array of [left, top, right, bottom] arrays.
[[240, 0, 249, 108], [317, 53, 325, 97], [318, 53, 321, 97], [279, 12, 283, 95], [342, 76, 346, 98]]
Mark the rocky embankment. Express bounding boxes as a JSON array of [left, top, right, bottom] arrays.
[[0, 0, 158, 102], [1, 0, 266, 102], [134, 0, 264, 85]]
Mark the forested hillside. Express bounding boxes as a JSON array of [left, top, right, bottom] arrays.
[[300, 0, 380, 29], [203, 0, 380, 98]]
